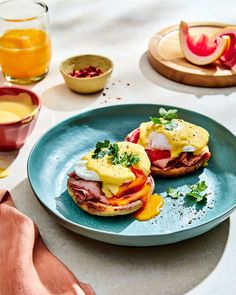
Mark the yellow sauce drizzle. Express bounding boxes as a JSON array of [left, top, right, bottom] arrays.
[[133, 193, 164, 221]]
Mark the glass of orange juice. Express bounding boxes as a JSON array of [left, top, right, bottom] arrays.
[[0, 0, 51, 84]]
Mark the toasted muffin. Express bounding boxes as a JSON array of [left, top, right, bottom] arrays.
[[68, 184, 145, 216]]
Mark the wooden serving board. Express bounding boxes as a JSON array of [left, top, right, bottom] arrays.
[[148, 22, 236, 87]]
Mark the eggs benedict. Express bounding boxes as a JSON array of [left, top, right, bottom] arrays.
[[67, 140, 156, 216], [126, 108, 211, 178]]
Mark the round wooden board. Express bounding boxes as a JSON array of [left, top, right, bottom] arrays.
[[148, 22, 236, 87]]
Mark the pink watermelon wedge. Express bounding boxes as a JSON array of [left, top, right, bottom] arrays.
[[216, 28, 236, 71], [179, 21, 230, 66]]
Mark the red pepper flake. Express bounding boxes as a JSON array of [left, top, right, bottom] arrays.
[[69, 66, 103, 78], [116, 97, 122, 100]]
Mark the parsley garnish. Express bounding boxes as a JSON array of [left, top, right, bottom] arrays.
[[186, 181, 209, 202], [92, 140, 140, 167], [167, 187, 181, 199], [92, 139, 110, 158], [112, 152, 140, 167], [165, 120, 178, 131], [159, 108, 178, 120], [150, 108, 178, 131], [167, 181, 209, 203]]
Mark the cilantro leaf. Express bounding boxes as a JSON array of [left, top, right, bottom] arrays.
[[159, 108, 178, 120], [167, 181, 209, 203], [91, 140, 140, 167], [108, 143, 119, 156], [150, 108, 178, 131], [186, 181, 209, 203], [159, 107, 167, 117], [96, 140, 110, 149], [186, 191, 208, 202], [93, 150, 107, 159], [149, 116, 162, 124], [111, 151, 140, 167], [190, 181, 208, 192], [165, 120, 178, 131], [122, 152, 140, 167], [167, 187, 181, 199], [92, 140, 111, 159]]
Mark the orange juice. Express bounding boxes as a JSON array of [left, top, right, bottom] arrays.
[[0, 28, 51, 80]]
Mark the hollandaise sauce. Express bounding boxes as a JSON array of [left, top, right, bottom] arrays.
[[138, 120, 209, 158], [133, 194, 164, 221], [0, 93, 37, 124], [83, 142, 151, 197]]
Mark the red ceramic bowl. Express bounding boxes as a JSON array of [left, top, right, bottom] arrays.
[[0, 86, 41, 150]]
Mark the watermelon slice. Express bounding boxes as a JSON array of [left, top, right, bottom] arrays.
[[217, 28, 236, 71], [179, 21, 230, 66]]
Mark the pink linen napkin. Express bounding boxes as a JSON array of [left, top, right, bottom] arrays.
[[0, 190, 95, 295]]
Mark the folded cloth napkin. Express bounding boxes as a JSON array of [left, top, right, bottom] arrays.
[[0, 190, 95, 295]]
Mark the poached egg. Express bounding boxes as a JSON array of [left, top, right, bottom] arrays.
[[138, 119, 209, 158], [74, 141, 151, 197]]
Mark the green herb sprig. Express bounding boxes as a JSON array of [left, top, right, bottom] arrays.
[[167, 181, 209, 203], [92, 139, 110, 159], [150, 108, 178, 131], [186, 181, 209, 202], [167, 187, 182, 199], [92, 140, 140, 167]]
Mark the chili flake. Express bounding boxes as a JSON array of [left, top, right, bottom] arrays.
[[70, 66, 103, 78]]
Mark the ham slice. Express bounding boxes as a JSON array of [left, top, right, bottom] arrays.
[[152, 151, 211, 170], [181, 153, 202, 166], [69, 178, 102, 198], [68, 172, 153, 205], [68, 175, 110, 204], [152, 158, 172, 169]]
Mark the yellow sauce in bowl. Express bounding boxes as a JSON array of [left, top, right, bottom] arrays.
[[0, 92, 37, 124]]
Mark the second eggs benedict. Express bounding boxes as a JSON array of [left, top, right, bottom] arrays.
[[126, 108, 211, 177], [67, 141, 157, 217]]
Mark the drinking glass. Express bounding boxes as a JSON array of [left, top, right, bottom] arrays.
[[0, 0, 51, 84]]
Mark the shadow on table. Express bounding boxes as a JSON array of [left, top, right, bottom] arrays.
[[0, 70, 37, 89], [41, 83, 100, 111], [11, 178, 230, 295], [139, 52, 236, 99], [75, 219, 229, 295]]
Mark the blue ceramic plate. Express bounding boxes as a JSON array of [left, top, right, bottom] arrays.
[[28, 104, 236, 246]]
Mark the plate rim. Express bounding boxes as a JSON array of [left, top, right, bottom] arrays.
[[27, 103, 236, 238]]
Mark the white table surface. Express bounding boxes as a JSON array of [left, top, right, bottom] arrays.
[[1, 0, 236, 294]]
